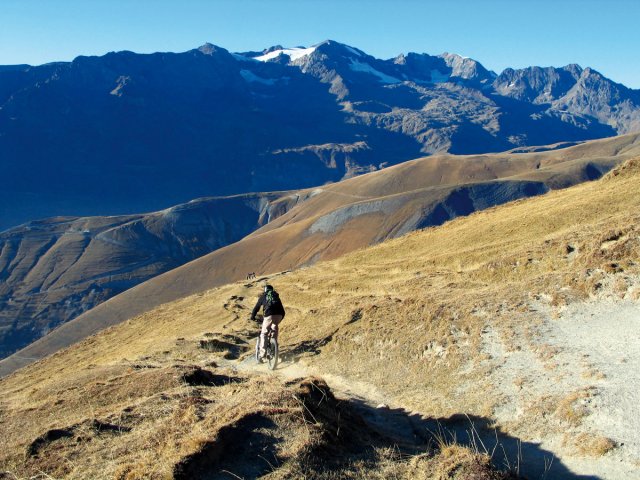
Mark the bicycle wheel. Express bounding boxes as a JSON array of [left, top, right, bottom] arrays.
[[268, 337, 278, 370]]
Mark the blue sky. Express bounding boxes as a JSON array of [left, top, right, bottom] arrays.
[[1, 0, 639, 87]]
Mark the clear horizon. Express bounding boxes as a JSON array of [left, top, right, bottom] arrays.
[[1, 0, 639, 88]]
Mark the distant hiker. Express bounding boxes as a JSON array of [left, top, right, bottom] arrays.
[[251, 284, 285, 359]]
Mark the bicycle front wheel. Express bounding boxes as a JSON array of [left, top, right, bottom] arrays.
[[268, 337, 278, 370]]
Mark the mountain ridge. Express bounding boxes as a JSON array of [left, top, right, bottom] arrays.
[[2, 39, 638, 230]]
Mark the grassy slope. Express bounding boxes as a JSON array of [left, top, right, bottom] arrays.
[[1, 158, 638, 477], [3, 132, 639, 377], [2, 157, 639, 396]]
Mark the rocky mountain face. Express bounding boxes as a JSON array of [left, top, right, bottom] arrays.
[[0, 192, 290, 358], [493, 65, 640, 133], [1, 40, 639, 231]]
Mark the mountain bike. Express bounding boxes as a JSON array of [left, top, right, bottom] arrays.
[[255, 324, 279, 370]]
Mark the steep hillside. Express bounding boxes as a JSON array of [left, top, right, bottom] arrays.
[[2, 158, 638, 479], [2, 40, 639, 230], [4, 132, 638, 374], [0, 192, 292, 358]]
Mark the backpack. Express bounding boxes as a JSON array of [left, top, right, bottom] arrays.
[[265, 290, 282, 309]]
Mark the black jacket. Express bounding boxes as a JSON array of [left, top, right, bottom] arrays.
[[251, 291, 285, 319]]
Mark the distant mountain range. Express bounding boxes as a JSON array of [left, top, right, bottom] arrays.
[[2, 40, 639, 231], [2, 133, 639, 368]]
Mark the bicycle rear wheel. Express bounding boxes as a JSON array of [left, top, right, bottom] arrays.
[[268, 337, 278, 370]]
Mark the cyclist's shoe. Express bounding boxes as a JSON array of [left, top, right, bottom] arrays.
[[258, 348, 266, 361]]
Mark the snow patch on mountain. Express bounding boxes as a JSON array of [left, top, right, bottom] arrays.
[[349, 60, 401, 84], [255, 46, 317, 62]]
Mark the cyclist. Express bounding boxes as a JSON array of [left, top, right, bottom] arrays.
[[250, 284, 285, 359]]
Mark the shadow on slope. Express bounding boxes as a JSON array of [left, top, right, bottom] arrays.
[[169, 376, 543, 480], [0, 360, 526, 480], [193, 325, 602, 480], [347, 399, 600, 480]]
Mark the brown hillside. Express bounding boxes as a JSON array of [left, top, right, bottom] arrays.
[[3, 132, 639, 377], [0, 192, 294, 360], [1, 156, 639, 478]]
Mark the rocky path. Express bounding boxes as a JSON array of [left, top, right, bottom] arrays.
[[482, 298, 640, 479]]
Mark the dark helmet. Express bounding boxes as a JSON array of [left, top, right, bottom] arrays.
[[264, 284, 273, 292]]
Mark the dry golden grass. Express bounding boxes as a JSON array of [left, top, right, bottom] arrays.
[[566, 433, 617, 457], [401, 446, 518, 480], [0, 364, 515, 479], [554, 389, 595, 427], [2, 157, 640, 478]]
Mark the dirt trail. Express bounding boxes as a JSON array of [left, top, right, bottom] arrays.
[[231, 345, 433, 449], [482, 298, 640, 479], [213, 279, 428, 446], [233, 349, 595, 479]]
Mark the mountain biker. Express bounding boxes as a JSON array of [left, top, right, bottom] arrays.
[[251, 284, 285, 359]]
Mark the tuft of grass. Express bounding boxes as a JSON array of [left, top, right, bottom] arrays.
[[554, 389, 594, 427], [568, 433, 617, 457]]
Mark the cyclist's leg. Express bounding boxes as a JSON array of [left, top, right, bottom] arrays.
[[260, 316, 274, 354], [270, 315, 283, 342]]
